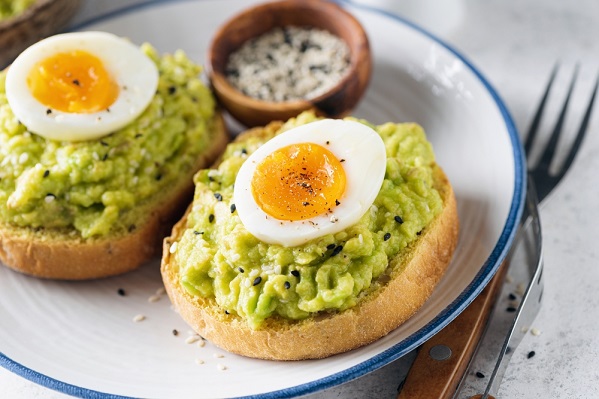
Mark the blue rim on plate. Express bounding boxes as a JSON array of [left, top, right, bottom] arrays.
[[0, 0, 526, 398]]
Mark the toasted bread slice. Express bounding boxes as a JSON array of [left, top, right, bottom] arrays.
[[0, 115, 228, 280], [161, 120, 459, 360]]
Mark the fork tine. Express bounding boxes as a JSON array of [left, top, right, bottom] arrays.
[[556, 71, 599, 180], [524, 63, 559, 157], [536, 64, 580, 172]]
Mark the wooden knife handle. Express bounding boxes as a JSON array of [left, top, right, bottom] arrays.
[[398, 261, 508, 399]]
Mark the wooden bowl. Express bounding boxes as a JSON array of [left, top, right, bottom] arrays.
[[207, 0, 372, 127], [0, 0, 81, 68]]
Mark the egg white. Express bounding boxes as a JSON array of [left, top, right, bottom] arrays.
[[234, 119, 387, 247], [5, 31, 159, 142]]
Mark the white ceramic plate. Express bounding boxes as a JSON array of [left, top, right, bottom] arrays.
[[0, 1, 525, 398]]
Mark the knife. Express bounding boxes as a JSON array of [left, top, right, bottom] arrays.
[[397, 260, 509, 399]]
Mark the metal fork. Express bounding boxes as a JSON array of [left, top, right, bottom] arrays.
[[460, 65, 599, 399]]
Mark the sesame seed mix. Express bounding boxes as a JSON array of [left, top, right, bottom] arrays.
[[226, 26, 350, 102]]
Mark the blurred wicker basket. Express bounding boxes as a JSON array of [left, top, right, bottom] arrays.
[[0, 0, 80, 68]]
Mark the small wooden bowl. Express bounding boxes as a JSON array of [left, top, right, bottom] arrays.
[[207, 0, 372, 127], [0, 0, 81, 68]]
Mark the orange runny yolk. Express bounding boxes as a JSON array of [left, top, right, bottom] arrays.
[[27, 50, 119, 114], [251, 142, 346, 221]]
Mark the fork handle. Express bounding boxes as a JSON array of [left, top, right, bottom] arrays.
[[397, 261, 508, 399]]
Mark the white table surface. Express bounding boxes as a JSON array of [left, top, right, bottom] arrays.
[[2, 0, 599, 398]]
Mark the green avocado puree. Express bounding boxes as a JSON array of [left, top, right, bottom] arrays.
[[0, 0, 35, 20], [174, 111, 443, 329], [0, 44, 216, 238]]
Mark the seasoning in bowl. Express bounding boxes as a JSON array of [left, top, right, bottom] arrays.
[[225, 26, 351, 102]]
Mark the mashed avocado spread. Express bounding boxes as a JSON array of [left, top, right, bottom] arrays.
[[0, 45, 217, 238], [0, 0, 35, 20], [175, 111, 443, 329]]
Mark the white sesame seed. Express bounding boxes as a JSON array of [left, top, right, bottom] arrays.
[[358, 234, 364, 244], [197, 340, 206, 348], [92, 152, 100, 161], [195, 359, 205, 365], [330, 215, 338, 223], [185, 335, 200, 344], [156, 287, 166, 295], [133, 314, 146, 322], [44, 195, 55, 203], [217, 364, 227, 371], [169, 242, 178, 254], [18, 153, 29, 164], [148, 295, 161, 303], [531, 327, 542, 336], [213, 353, 224, 358]]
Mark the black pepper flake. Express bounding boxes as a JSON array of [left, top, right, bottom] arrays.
[[394, 215, 404, 224], [117, 288, 126, 296], [102, 153, 108, 161], [208, 214, 215, 223], [335, 199, 340, 206], [291, 270, 300, 277], [128, 224, 136, 232], [326, 243, 336, 250], [475, 371, 485, 379], [506, 306, 517, 313], [193, 230, 203, 235], [100, 141, 109, 146], [384, 232, 391, 241], [331, 245, 343, 256], [230, 204, 236, 213], [172, 329, 179, 336], [527, 351, 536, 359], [214, 193, 223, 201], [105, 107, 111, 113], [135, 133, 143, 139], [253, 276, 262, 286], [340, 159, 345, 162], [46, 109, 52, 115], [416, 231, 422, 236], [284, 281, 291, 289], [72, 79, 80, 86], [168, 86, 177, 95], [155, 174, 162, 181], [238, 267, 244, 273], [224, 310, 230, 315], [241, 148, 247, 155], [43, 170, 50, 178]]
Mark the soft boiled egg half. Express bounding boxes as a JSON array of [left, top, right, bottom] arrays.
[[5, 31, 159, 141], [234, 119, 387, 247]]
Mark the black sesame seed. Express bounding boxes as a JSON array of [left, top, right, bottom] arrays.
[[224, 310, 230, 315], [506, 306, 517, 313], [394, 215, 404, 224], [241, 148, 247, 155], [100, 141, 109, 146], [340, 159, 345, 162], [527, 350, 536, 359], [43, 170, 50, 178], [168, 86, 177, 95], [508, 293, 517, 300], [214, 193, 223, 201], [238, 267, 244, 273], [117, 288, 126, 296], [331, 245, 343, 256], [172, 329, 179, 336], [46, 109, 52, 115], [102, 153, 108, 161], [253, 276, 262, 286], [193, 230, 203, 235], [326, 243, 336, 250], [230, 204, 236, 213], [291, 270, 300, 277], [475, 371, 485, 379], [384, 232, 391, 241], [208, 214, 215, 223], [284, 281, 291, 289], [155, 174, 162, 181], [135, 133, 143, 138]]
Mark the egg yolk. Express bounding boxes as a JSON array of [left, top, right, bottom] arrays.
[[27, 50, 119, 114], [251, 143, 346, 221]]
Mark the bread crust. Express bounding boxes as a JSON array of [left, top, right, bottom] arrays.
[[0, 114, 228, 280], [161, 122, 459, 360]]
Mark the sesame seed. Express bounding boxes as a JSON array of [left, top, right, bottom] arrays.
[[238, 267, 245, 273], [284, 281, 291, 289], [197, 340, 206, 348], [208, 214, 215, 223], [169, 242, 178, 254], [508, 293, 517, 300], [117, 288, 126, 296], [230, 204, 236, 213], [148, 295, 161, 303], [195, 359, 205, 365], [133, 314, 146, 322], [331, 245, 343, 256], [43, 170, 49, 177], [168, 86, 177, 95], [527, 351, 536, 359], [185, 335, 200, 344], [213, 353, 224, 358], [217, 364, 227, 371], [531, 327, 542, 336], [172, 329, 179, 336], [156, 287, 166, 295], [475, 371, 485, 379], [44, 194, 55, 203], [193, 230, 203, 235], [326, 244, 336, 250], [384, 232, 391, 241], [253, 276, 262, 286], [291, 270, 300, 277], [394, 215, 404, 224], [214, 193, 223, 201], [18, 153, 29, 164], [46, 109, 52, 115], [506, 306, 517, 313]]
